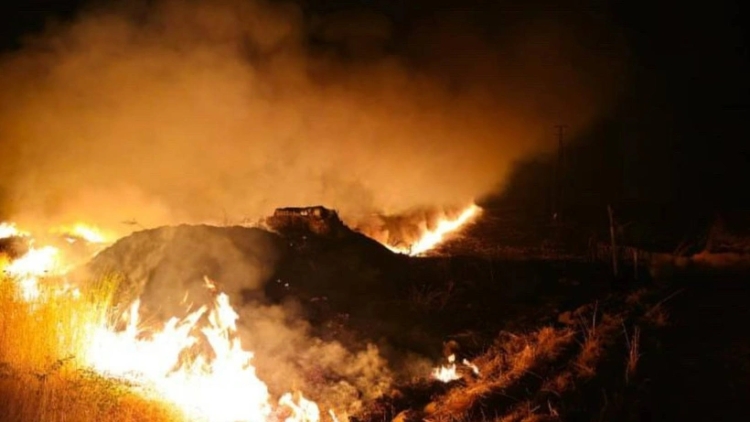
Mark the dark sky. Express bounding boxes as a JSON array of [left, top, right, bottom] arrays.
[[1, 0, 748, 218]]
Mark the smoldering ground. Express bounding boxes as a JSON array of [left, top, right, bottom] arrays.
[[0, 0, 625, 234]]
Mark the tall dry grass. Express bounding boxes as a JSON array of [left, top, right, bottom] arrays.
[[0, 273, 181, 422]]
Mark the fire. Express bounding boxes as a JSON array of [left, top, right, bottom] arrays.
[[88, 283, 338, 422], [3, 246, 62, 301], [279, 393, 322, 422], [1, 222, 27, 239], [1, 222, 338, 422], [463, 358, 480, 377], [53, 222, 112, 244], [432, 354, 461, 382], [431, 354, 480, 383], [1, 221, 115, 301], [5, 245, 61, 277], [1, 221, 110, 243], [87, 293, 277, 422], [387, 204, 482, 256]]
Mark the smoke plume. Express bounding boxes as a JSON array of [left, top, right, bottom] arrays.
[[0, 0, 625, 233], [237, 300, 394, 417]]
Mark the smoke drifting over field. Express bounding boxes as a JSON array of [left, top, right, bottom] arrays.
[[0, 0, 625, 233]]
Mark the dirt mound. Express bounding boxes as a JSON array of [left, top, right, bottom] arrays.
[[82, 221, 401, 322], [84, 224, 283, 319]]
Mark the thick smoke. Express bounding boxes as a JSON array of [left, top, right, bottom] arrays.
[[236, 300, 394, 417], [0, 0, 624, 234]]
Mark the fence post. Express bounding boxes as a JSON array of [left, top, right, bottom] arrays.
[[608, 205, 618, 277]]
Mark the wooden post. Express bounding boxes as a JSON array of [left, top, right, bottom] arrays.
[[553, 124, 568, 222], [608, 205, 618, 277]]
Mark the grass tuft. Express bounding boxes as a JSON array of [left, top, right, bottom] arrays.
[[623, 325, 641, 384], [0, 274, 180, 422]]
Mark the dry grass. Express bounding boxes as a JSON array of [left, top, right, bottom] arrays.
[[623, 325, 641, 384], [426, 326, 575, 420], [494, 401, 559, 422], [409, 280, 454, 312], [0, 275, 112, 370], [625, 288, 649, 306], [626, 288, 679, 329], [399, 272, 694, 422], [643, 305, 669, 327], [0, 368, 181, 422], [0, 274, 181, 422], [572, 304, 621, 379], [360, 287, 674, 422], [423, 304, 640, 420]]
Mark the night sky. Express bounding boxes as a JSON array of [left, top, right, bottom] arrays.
[[1, 0, 748, 227]]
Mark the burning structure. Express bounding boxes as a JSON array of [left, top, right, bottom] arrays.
[[266, 206, 345, 237]]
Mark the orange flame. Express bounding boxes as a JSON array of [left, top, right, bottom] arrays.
[[92, 282, 339, 421], [3, 245, 62, 301], [431, 353, 480, 383], [387, 204, 481, 256], [431, 354, 461, 382], [87, 293, 278, 422], [0, 222, 27, 239], [1, 222, 114, 301], [61, 223, 112, 243]]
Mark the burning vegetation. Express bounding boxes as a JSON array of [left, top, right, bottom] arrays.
[[354, 204, 482, 256], [0, 212, 485, 422], [1, 209, 686, 422], [3, 1, 748, 421], [0, 222, 357, 421]]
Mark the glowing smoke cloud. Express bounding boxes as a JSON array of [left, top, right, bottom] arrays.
[[0, 0, 625, 235]]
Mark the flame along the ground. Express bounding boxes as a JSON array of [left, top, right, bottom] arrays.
[[1, 221, 473, 421], [86, 277, 327, 422], [384, 204, 482, 256], [431, 354, 481, 383]]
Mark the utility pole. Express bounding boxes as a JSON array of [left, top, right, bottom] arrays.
[[553, 124, 568, 222]]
